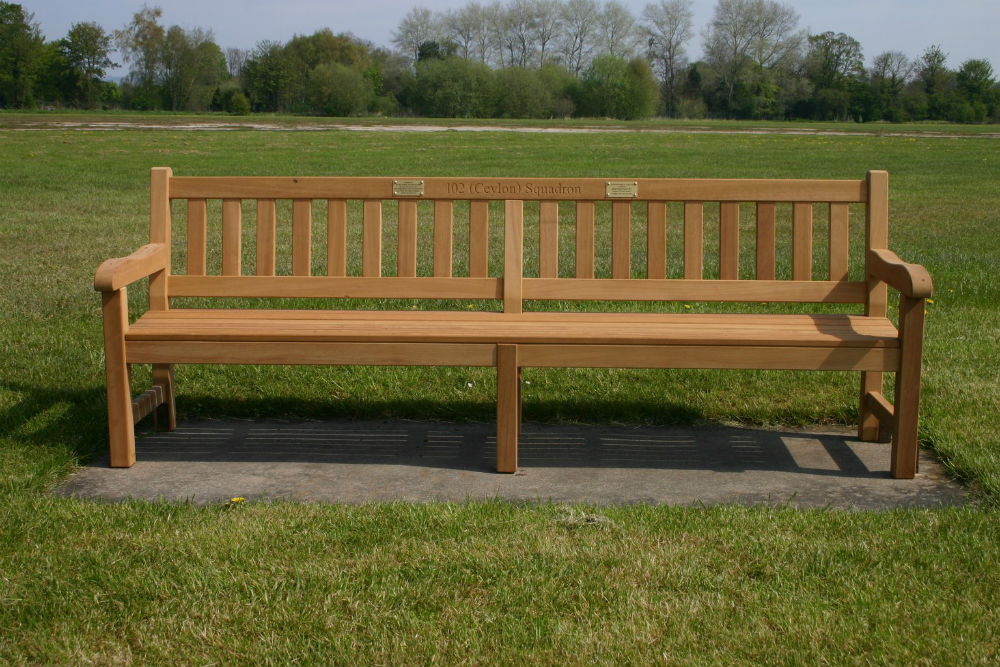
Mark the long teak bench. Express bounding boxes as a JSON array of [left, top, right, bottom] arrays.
[[96, 168, 932, 478]]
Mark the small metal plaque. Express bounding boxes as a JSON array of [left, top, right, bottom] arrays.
[[606, 181, 638, 198], [393, 179, 425, 197]]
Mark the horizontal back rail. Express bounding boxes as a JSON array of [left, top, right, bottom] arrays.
[[169, 176, 867, 203], [160, 171, 878, 308]]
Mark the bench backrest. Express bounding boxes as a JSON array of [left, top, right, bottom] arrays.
[[151, 168, 890, 316]]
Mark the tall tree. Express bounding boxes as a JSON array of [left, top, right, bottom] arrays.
[[160, 26, 225, 110], [703, 0, 804, 115], [242, 40, 295, 111], [955, 58, 995, 104], [443, 4, 483, 60], [597, 1, 637, 58], [916, 44, 952, 118], [642, 0, 693, 116], [0, 2, 44, 107], [225, 47, 248, 79], [804, 31, 863, 120], [113, 5, 165, 107], [558, 0, 599, 75], [869, 50, 912, 121], [392, 7, 440, 60], [61, 22, 116, 108], [530, 0, 562, 67]]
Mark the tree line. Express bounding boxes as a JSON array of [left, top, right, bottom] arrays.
[[2, 0, 998, 123]]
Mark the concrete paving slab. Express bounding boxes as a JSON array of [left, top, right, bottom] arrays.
[[55, 419, 968, 509]]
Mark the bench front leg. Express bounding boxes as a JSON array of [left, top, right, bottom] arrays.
[[497, 344, 520, 473], [102, 289, 136, 467], [891, 295, 927, 479]]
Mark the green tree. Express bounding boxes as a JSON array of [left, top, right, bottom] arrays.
[[61, 21, 116, 108], [33, 40, 74, 106], [113, 5, 165, 108], [243, 40, 296, 112], [916, 45, 953, 119], [868, 51, 912, 121], [406, 56, 494, 117], [160, 26, 226, 110], [0, 2, 44, 107], [308, 62, 374, 115], [804, 31, 864, 120], [955, 58, 997, 121], [575, 54, 658, 119], [494, 67, 554, 117]]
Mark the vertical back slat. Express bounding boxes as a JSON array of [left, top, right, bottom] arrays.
[[539, 201, 559, 278], [646, 202, 667, 280], [575, 201, 595, 279], [756, 202, 776, 280], [504, 200, 523, 314], [793, 202, 813, 280], [149, 167, 171, 310], [397, 200, 418, 277], [186, 199, 207, 276], [256, 199, 276, 276], [327, 200, 347, 277], [363, 200, 382, 277], [434, 200, 454, 277], [866, 170, 889, 317], [222, 198, 242, 276], [719, 202, 740, 280], [612, 201, 631, 279], [829, 202, 849, 281], [684, 201, 704, 279], [292, 199, 312, 277], [469, 201, 489, 277]]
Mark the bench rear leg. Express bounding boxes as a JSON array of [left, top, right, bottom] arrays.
[[497, 344, 520, 473], [102, 290, 135, 467], [152, 364, 176, 431], [858, 371, 882, 441]]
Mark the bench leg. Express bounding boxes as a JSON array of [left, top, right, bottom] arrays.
[[152, 364, 176, 432], [891, 297, 926, 479], [858, 371, 882, 441], [497, 344, 519, 473], [102, 290, 135, 467]]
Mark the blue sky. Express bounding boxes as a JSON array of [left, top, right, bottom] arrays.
[[25, 0, 1000, 76]]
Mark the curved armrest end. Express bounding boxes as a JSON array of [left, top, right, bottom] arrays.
[[95, 243, 168, 292], [869, 249, 933, 299]]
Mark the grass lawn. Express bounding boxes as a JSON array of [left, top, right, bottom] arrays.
[[1, 112, 998, 665]]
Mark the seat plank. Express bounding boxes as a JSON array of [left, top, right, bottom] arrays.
[[128, 310, 898, 348]]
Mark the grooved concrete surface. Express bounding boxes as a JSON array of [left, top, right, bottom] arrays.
[[56, 420, 968, 509]]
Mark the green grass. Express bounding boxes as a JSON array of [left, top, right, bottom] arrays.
[[1, 112, 999, 665]]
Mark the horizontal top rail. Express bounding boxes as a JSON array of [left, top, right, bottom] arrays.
[[168, 176, 869, 203]]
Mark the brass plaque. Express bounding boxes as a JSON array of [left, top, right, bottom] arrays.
[[606, 181, 638, 198], [393, 179, 425, 197]]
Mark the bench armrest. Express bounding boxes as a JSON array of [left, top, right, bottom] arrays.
[[94, 243, 168, 292], [868, 249, 933, 299]]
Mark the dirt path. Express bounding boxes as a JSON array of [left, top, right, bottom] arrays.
[[8, 118, 1000, 139]]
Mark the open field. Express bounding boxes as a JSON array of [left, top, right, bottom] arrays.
[[1, 112, 999, 665]]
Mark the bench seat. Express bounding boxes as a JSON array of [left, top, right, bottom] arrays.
[[122, 310, 900, 374], [127, 310, 898, 348]]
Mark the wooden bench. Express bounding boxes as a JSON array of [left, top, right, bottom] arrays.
[[96, 168, 932, 478]]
